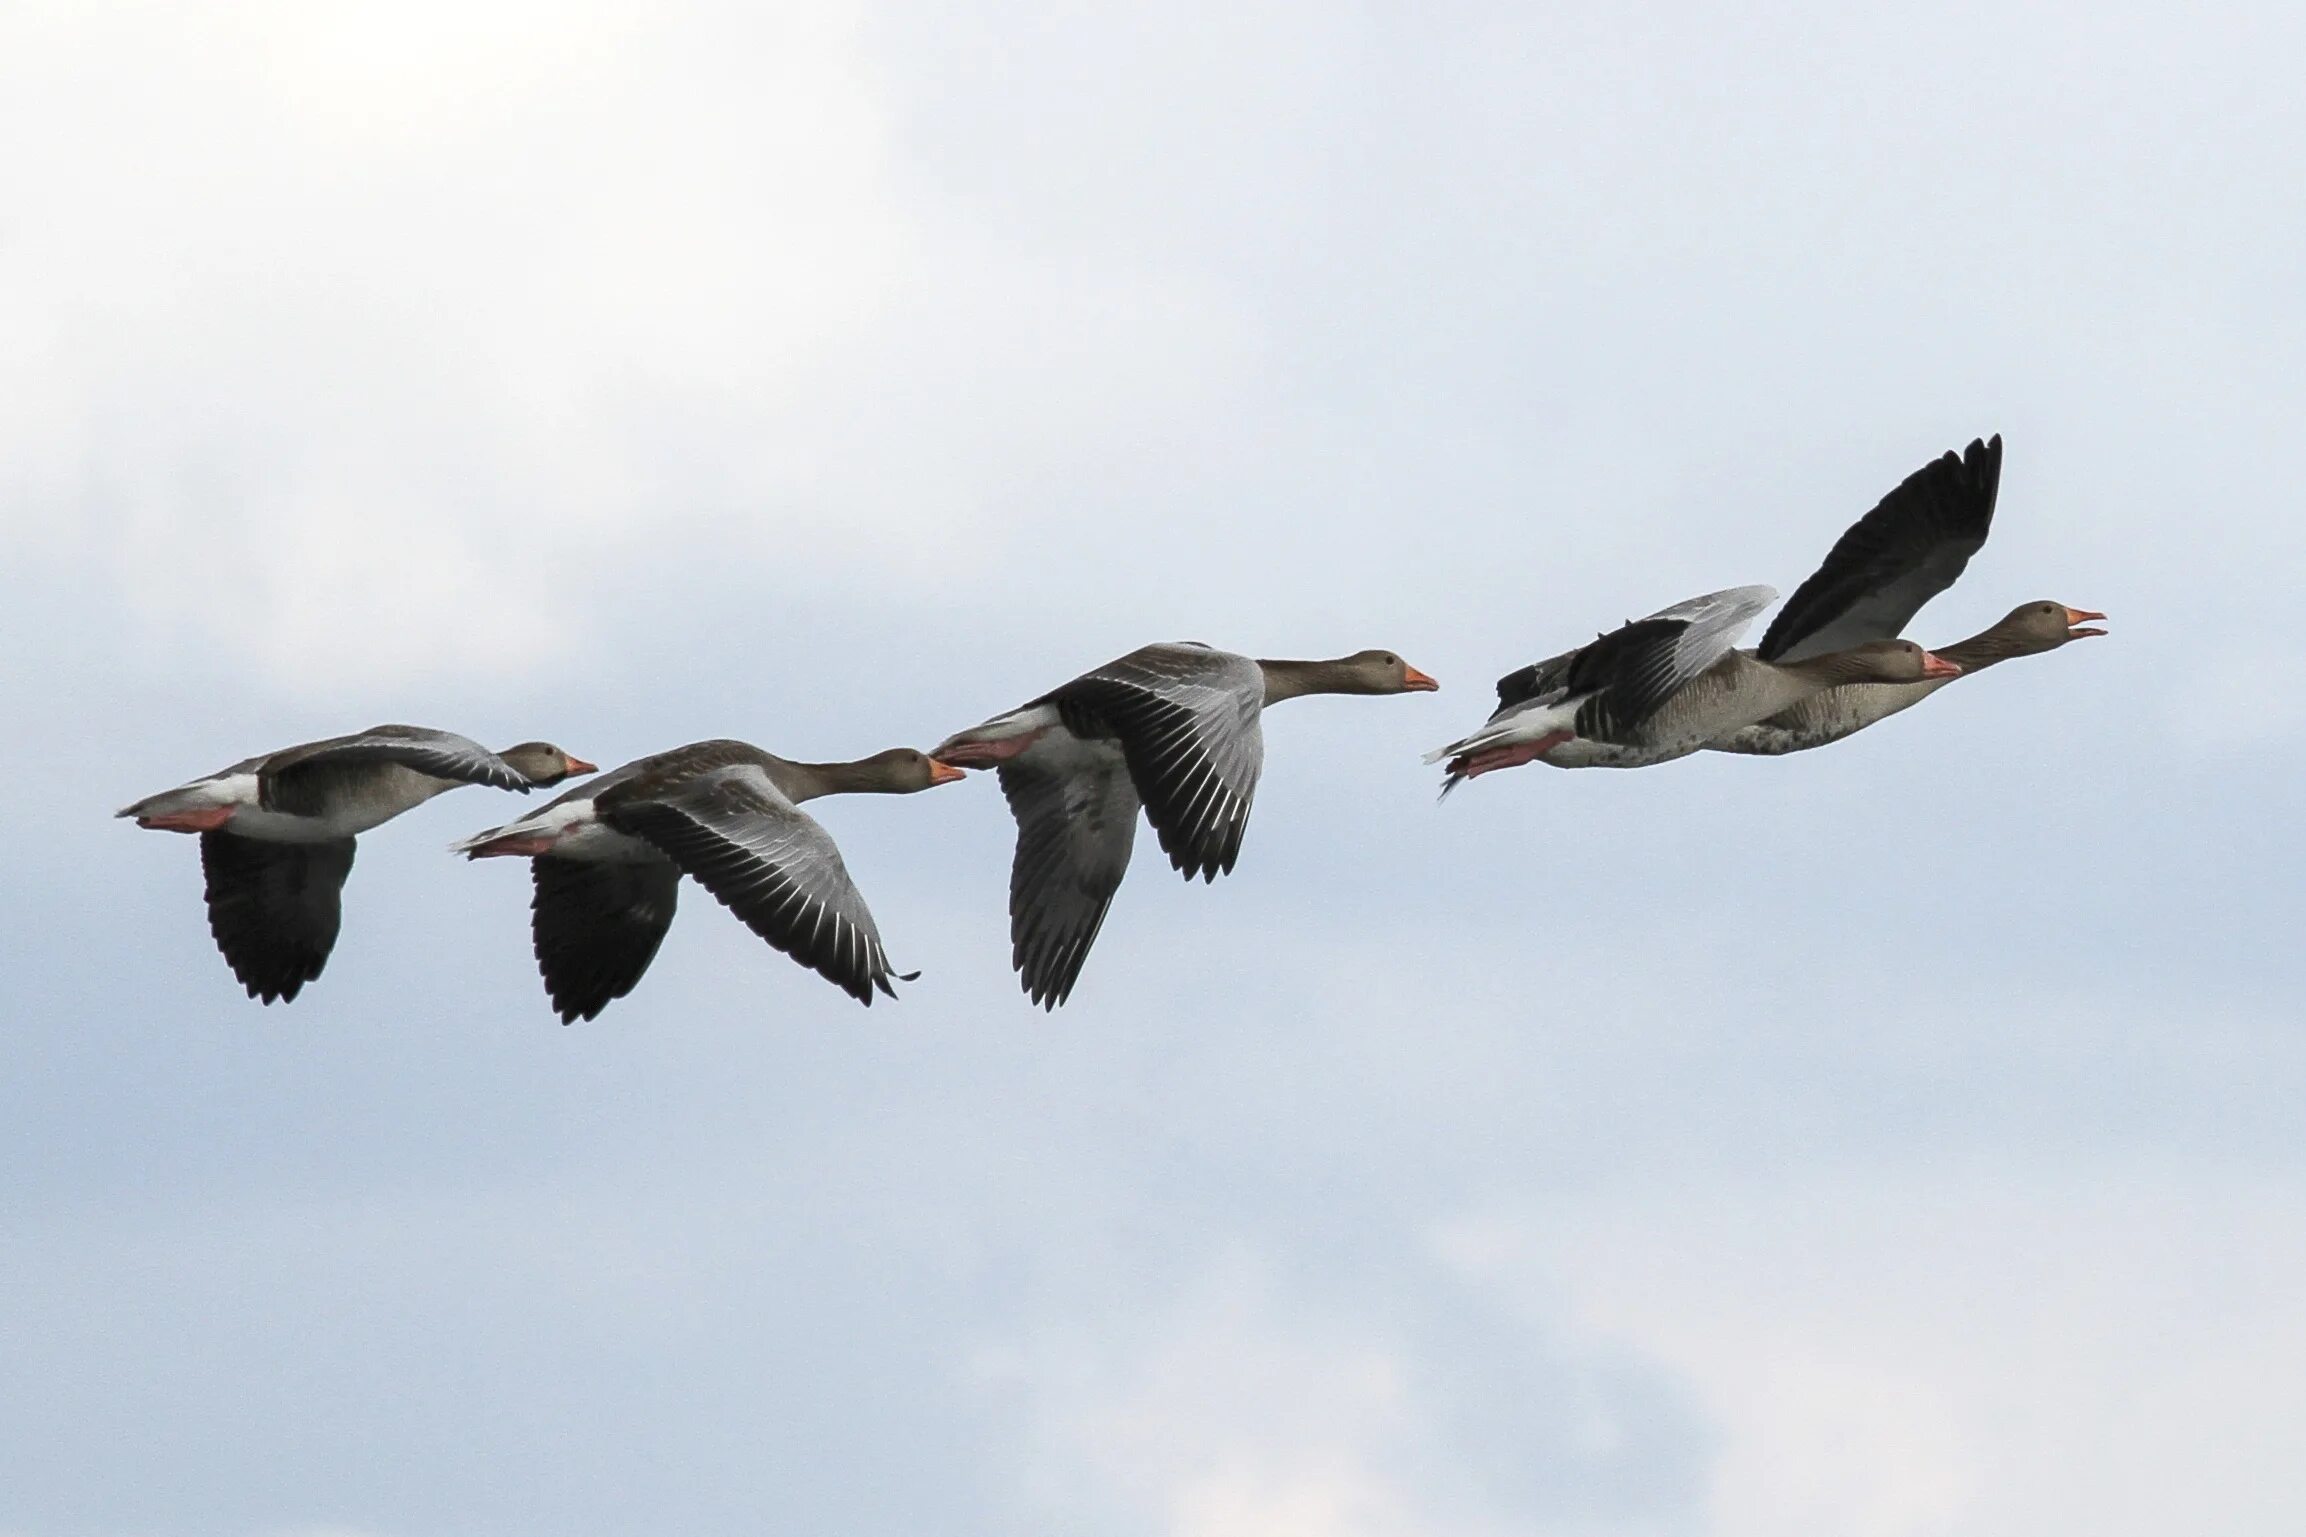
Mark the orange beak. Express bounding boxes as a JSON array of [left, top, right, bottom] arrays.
[[564, 755, 599, 776], [1402, 664, 1440, 692], [2063, 607, 2107, 638], [928, 758, 969, 786], [1919, 650, 1963, 680]]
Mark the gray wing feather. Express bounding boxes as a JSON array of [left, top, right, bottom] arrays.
[[1053, 644, 1264, 882], [198, 831, 356, 1003], [1760, 437, 2003, 663], [607, 764, 906, 1005], [529, 857, 682, 1022], [264, 725, 532, 814], [997, 732, 1140, 1010]]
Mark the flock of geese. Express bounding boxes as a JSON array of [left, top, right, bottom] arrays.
[[120, 435, 2102, 1018]]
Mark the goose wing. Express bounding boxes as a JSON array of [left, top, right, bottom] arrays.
[[198, 831, 357, 1004], [529, 856, 682, 1023], [264, 725, 532, 816], [1760, 436, 2003, 663], [1048, 643, 1264, 882], [606, 763, 908, 1005], [996, 731, 1141, 1009]]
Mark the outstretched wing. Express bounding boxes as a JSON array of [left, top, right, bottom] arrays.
[[1051, 644, 1264, 882], [997, 731, 1141, 1010], [199, 831, 357, 1004], [529, 856, 682, 1023], [1760, 435, 2002, 663], [607, 763, 909, 1006]]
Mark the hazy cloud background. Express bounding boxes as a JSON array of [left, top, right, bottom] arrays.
[[4, 2, 2301, 1533]]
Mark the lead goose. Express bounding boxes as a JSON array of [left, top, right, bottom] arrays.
[[118, 726, 594, 1004], [932, 645, 1439, 1008], [1426, 586, 1960, 792], [1707, 436, 2104, 755], [452, 740, 964, 1019]]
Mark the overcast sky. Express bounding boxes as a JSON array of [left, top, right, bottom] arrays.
[[4, 2, 2303, 1534]]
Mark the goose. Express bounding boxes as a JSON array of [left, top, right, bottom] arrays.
[[1427, 586, 1960, 792], [1706, 436, 2104, 754], [118, 727, 594, 1004], [932, 645, 1438, 1008], [453, 741, 964, 1019]]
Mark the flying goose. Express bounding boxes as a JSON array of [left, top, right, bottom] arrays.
[[453, 741, 965, 1019], [932, 645, 1439, 1009], [118, 727, 594, 1003], [1427, 586, 1960, 791], [1707, 437, 2104, 754]]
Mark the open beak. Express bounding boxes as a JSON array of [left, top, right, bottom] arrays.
[[564, 756, 599, 776], [1402, 664, 1440, 692], [1919, 650, 1963, 680], [2063, 607, 2107, 639], [927, 758, 969, 786]]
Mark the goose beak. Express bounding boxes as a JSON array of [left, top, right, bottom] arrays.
[[1919, 650, 1963, 680], [564, 756, 599, 776], [927, 758, 969, 786], [2063, 607, 2107, 638], [1402, 664, 1440, 692]]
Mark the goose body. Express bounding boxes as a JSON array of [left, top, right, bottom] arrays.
[[1429, 587, 1961, 791], [1704, 436, 2105, 755], [934, 642, 1438, 1008], [118, 726, 593, 1003], [455, 739, 964, 1019]]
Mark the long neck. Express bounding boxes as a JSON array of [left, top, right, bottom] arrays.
[[1256, 657, 1361, 706], [1935, 622, 2036, 673], [772, 758, 884, 802]]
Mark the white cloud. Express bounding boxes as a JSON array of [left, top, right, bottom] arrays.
[[0, 2, 1251, 691]]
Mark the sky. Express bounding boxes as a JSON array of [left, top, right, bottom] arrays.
[[3, 1, 2303, 1533]]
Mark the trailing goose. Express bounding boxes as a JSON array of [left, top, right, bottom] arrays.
[[118, 727, 594, 1004], [932, 645, 1438, 1009], [1427, 586, 1959, 792], [453, 741, 964, 1020], [1707, 437, 2104, 754]]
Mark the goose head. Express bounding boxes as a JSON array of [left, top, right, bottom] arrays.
[[1820, 639, 1964, 684], [500, 742, 598, 787], [1995, 600, 2108, 651]]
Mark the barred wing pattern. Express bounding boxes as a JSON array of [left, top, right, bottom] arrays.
[[607, 764, 910, 1005], [1051, 644, 1265, 882]]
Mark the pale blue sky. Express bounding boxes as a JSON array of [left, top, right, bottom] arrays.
[[4, 3, 2303, 1534]]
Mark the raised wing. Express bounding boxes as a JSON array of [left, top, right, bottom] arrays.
[[1051, 643, 1264, 882], [1557, 585, 1777, 741], [997, 732, 1141, 1010], [264, 724, 531, 815], [607, 763, 909, 1005], [530, 856, 682, 1023], [1759, 435, 2002, 663], [199, 831, 356, 1003], [1490, 585, 1775, 722]]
